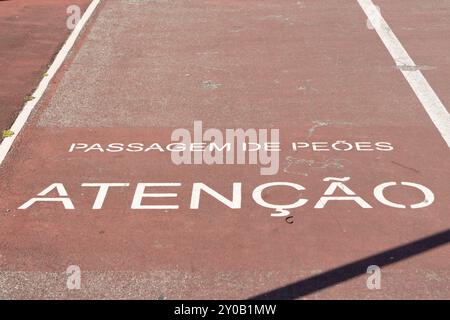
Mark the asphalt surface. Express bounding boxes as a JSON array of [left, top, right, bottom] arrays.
[[0, 0, 91, 137], [0, 0, 449, 299]]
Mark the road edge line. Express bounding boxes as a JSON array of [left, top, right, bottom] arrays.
[[358, 0, 450, 148], [0, 0, 101, 165]]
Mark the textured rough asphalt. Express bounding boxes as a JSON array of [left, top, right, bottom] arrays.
[[0, 0, 449, 299], [0, 0, 91, 135]]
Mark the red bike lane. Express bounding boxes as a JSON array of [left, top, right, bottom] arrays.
[[0, 0, 448, 299], [0, 0, 92, 136]]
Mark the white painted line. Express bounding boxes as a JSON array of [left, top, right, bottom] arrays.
[[358, 0, 450, 148], [0, 0, 101, 165]]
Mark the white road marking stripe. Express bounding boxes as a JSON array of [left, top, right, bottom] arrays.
[[0, 0, 101, 166], [358, 0, 450, 148]]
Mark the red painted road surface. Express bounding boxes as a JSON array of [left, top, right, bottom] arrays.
[[0, 0, 91, 136], [0, 0, 449, 299]]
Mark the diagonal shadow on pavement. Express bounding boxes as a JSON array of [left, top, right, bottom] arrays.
[[250, 229, 450, 300]]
